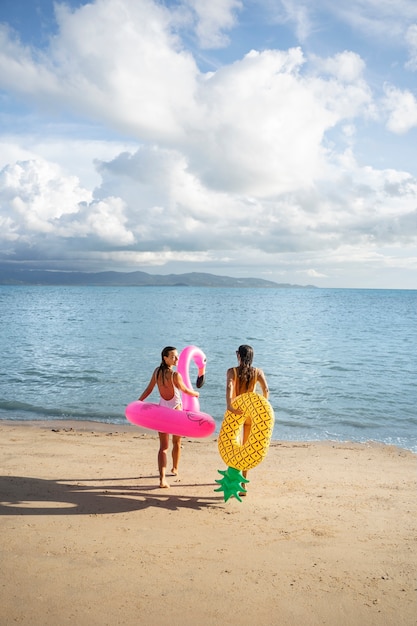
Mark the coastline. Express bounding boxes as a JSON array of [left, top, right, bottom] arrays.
[[1, 420, 416, 625]]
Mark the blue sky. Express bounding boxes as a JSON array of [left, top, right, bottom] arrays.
[[1, 0, 417, 288]]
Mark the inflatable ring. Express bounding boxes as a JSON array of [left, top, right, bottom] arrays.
[[218, 392, 274, 471], [125, 345, 215, 438], [125, 400, 215, 438]]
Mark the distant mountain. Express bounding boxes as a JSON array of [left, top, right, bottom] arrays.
[[0, 268, 316, 288]]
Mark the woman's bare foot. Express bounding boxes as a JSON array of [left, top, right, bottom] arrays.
[[160, 478, 170, 488], [171, 468, 178, 476]]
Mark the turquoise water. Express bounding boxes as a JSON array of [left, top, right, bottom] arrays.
[[0, 286, 416, 452]]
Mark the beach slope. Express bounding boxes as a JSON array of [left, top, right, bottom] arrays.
[[1, 421, 416, 625]]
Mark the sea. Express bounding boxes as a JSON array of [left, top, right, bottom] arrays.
[[0, 286, 416, 453]]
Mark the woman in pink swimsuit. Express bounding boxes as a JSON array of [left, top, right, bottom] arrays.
[[139, 346, 199, 488]]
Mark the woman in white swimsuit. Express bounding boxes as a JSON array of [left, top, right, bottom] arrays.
[[226, 344, 269, 492], [139, 346, 199, 488]]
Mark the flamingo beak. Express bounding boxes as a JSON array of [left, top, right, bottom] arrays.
[[196, 365, 206, 388]]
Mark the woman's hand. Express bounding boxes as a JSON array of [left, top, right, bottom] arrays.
[[227, 404, 243, 415]]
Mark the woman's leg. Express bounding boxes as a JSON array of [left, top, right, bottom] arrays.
[[158, 432, 170, 488], [171, 435, 181, 475]]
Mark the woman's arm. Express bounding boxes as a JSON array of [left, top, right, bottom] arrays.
[[226, 367, 236, 412], [257, 368, 269, 398], [173, 372, 199, 397], [138, 369, 157, 401], [226, 367, 244, 414]]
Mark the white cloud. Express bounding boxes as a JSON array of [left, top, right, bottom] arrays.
[[0, 0, 416, 287], [0, 2, 199, 141], [405, 24, 417, 70], [0, 159, 91, 231], [257, 0, 417, 42], [58, 196, 135, 245], [271, 0, 313, 42], [0, 158, 134, 252], [0, 134, 139, 189], [304, 268, 328, 278], [316, 0, 417, 41], [313, 51, 365, 83], [186, 48, 335, 195], [0, 15, 371, 198], [181, 0, 243, 49], [3, 141, 415, 275], [383, 85, 417, 133]]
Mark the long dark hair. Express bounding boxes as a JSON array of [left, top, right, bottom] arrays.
[[236, 344, 256, 389], [156, 346, 176, 383]]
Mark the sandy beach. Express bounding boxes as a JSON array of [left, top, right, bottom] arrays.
[[1, 420, 416, 625]]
